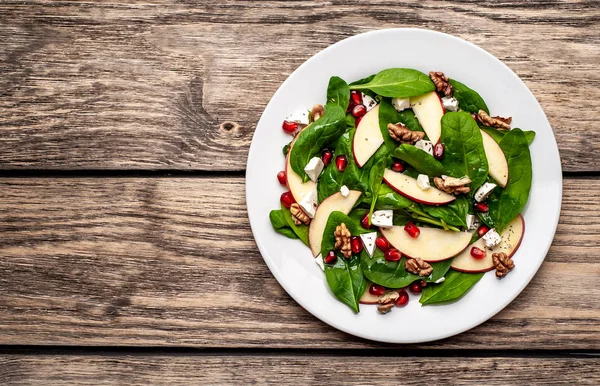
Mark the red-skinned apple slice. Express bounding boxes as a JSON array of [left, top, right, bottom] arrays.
[[285, 126, 317, 204], [451, 214, 525, 273], [480, 129, 509, 188], [410, 91, 444, 144], [382, 169, 455, 205], [380, 226, 471, 262], [352, 105, 382, 167], [308, 190, 362, 257]]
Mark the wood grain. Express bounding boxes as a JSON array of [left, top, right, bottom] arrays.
[[0, 176, 597, 349], [1, 354, 599, 385], [1, 1, 599, 171]]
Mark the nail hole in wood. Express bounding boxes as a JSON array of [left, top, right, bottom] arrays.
[[220, 121, 238, 131]]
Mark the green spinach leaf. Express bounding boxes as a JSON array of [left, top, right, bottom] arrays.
[[281, 205, 309, 246], [360, 249, 419, 288], [317, 130, 363, 202], [367, 156, 389, 220], [378, 99, 403, 152], [419, 270, 484, 305], [396, 108, 424, 133], [326, 76, 350, 111], [481, 126, 536, 146], [370, 184, 414, 211], [449, 79, 489, 114], [423, 259, 454, 283], [350, 74, 375, 86], [421, 196, 469, 228], [269, 209, 299, 239], [282, 142, 291, 156], [349, 68, 435, 98], [394, 144, 446, 176]]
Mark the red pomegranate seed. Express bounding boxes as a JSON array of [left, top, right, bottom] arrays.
[[433, 143, 445, 159], [360, 213, 371, 229], [384, 248, 402, 262], [474, 202, 489, 212], [404, 222, 420, 238], [321, 149, 333, 166], [391, 160, 404, 173], [472, 113, 478, 121], [350, 90, 363, 106], [280, 192, 294, 208], [369, 283, 386, 296], [375, 236, 389, 251], [277, 170, 287, 185], [324, 250, 337, 265], [395, 290, 409, 307], [335, 155, 348, 172], [470, 246, 486, 260], [350, 236, 363, 254], [282, 120, 298, 134], [352, 104, 367, 118], [409, 281, 423, 294], [477, 225, 490, 238]]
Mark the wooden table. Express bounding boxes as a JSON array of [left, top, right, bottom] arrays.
[[1, 1, 599, 384]]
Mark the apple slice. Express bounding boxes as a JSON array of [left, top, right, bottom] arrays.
[[480, 129, 509, 188], [410, 91, 444, 144], [352, 104, 382, 167], [451, 214, 525, 273], [285, 128, 317, 204], [308, 190, 362, 257], [381, 226, 471, 262], [382, 169, 455, 205]]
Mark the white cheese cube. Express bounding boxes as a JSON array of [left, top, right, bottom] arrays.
[[304, 157, 324, 183], [392, 97, 410, 112], [340, 185, 350, 197], [285, 107, 310, 126], [417, 174, 431, 191], [315, 254, 325, 271], [482, 228, 501, 249], [371, 210, 393, 228], [474, 182, 497, 202], [466, 214, 480, 231], [362, 93, 378, 112], [441, 96, 459, 112], [360, 232, 378, 258], [415, 139, 434, 156], [299, 191, 318, 219]]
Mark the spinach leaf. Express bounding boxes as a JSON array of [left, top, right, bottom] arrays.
[[440, 112, 489, 190], [396, 109, 424, 133], [317, 130, 363, 202], [394, 144, 446, 176], [350, 74, 375, 86], [326, 76, 350, 111], [378, 99, 403, 152], [419, 270, 484, 305], [269, 210, 299, 239], [368, 156, 389, 220], [423, 259, 454, 283], [281, 205, 309, 246], [449, 79, 489, 114], [349, 68, 435, 98], [479, 129, 532, 232], [481, 126, 536, 146], [421, 196, 469, 228], [360, 249, 419, 288], [370, 184, 413, 210], [290, 105, 346, 182], [282, 142, 291, 156]]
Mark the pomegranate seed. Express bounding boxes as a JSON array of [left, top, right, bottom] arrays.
[[280, 192, 294, 208], [409, 281, 423, 294], [321, 149, 333, 166], [384, 248, 402, 262], [335, 155, 348, 172], [324, 250, 337, 265], [277, 170, 286, 185], [404, 222, 420, 238], [474, 202, 489, 212], [350, 236, 363, 254], [282, 120, 298, 134], [477, 225, 491, 238], [375, 236, 389, 251], [360, 213, 371, 229], [395, 290, 409, 307], [352, 104, 367, 118], [433, 143, 445, 159], [350, 90, 363, 106], [391, 160, 404, 173], [369, 283, 386, 296], [472, 113, 478, 121], [470, 246, 486, 260]]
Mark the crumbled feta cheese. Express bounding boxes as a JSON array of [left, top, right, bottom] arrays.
[[417, 174, 431, 190], [482, 228, 501, 248], [474, 182, 497, 203], [285, 108, 310, 126], [392, 97, 410, 112], [371, 210, 393, 228], [304, 157, 324, 183], [434, 277, 446, 284], [340, 185, 350, 197], [360, 232, 377, 257], [466, 214, 480, 231], [299, 190, 318, 219], [362, 93, 378, 112], [441, 96, 459, 112], [415, 139, 434, 156], [315, 254, 325, 271]]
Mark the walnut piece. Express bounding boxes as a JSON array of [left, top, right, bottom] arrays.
[[429, 71, 453, 97], [311, 104, 324, 122], [377, 302, 395, 314], [334, 223, 352, 259], [433, 176, 471, 195], [379, 291, 400, 304], [477, 110, 512, 130], [493, 252, 515, 278], [405, 258, 433, 277], [290, 203, 310, 225], [388, 123, 425, 144]]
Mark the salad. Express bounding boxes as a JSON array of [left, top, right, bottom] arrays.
[[269, 68, 533, 314]]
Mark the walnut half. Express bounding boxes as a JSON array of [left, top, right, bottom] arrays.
[[493, 252, 515, 278], [433, 176, 471, 195], [334, 223, 352, 259], [405, 258, 433, 277], [477, 110, 512, 130], [290, 203, 310, 225], [429, 71, 453, 97], [388, 123, 425, 144]]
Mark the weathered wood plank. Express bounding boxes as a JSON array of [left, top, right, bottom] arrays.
[[1, 354, 599, 385], [0, 1, 598, 170], [0, 176, 597, 349]]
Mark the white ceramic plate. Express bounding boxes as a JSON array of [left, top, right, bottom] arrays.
[[246, 29, 562, 343]]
